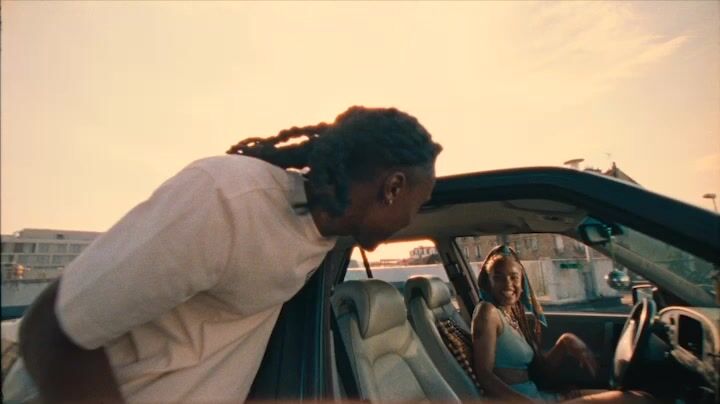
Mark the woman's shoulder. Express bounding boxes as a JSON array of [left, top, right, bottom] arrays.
[[473, 301, 499, 317], [471, 301, 501, 333]]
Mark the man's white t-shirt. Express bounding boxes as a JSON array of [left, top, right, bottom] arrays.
[[56, 156, 337, 403]]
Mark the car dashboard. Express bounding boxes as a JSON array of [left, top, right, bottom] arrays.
[[652, 306, 719, 403]]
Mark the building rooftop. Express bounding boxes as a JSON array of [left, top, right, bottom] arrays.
[[2, 228, 101, 242]]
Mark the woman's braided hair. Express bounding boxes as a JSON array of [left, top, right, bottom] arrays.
[[227, 106, 442, 216], [477, 245, 544, 352]]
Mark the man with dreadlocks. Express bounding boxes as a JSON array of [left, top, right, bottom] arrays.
[[472, 245, 653, 403], [19, 106, 442, 403]]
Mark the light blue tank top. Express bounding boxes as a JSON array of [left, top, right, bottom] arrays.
[[493, 308, 561, 402], [494, 308, 534, 369]]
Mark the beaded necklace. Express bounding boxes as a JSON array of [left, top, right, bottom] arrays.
[[499, 306, 521, 334]]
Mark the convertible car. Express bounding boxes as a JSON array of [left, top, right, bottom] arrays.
[[3, 167, 719, 403], [247, 167, 719, 403]]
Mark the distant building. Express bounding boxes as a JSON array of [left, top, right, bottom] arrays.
[[1, 228, 101, 282], [603, 162, 639, 185], [375, 258, 403, 267], [454, 234, 605, 262], [409, 246, 437, 259]]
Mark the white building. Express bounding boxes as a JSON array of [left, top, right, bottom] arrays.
[[409, 245, 437, 259], [1, 228, 101, 282]]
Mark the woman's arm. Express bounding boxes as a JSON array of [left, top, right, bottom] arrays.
[[19, 280, 124, 403], [471, 302, 535, 403]]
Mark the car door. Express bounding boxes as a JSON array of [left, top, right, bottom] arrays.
[[246, 245, 352, 401]]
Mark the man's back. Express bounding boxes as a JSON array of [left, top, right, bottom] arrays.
[[56, 156, 336, 402]]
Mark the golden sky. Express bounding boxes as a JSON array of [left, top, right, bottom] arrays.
[[2, 1, 718, 259]]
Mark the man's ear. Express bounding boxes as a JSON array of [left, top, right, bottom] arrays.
[[382, 171, 407, 204]]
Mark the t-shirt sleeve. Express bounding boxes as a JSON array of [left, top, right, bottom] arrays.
[[56, 166, 234, 349]]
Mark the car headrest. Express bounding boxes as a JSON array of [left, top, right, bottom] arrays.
[[333, 279, 407, 339], [404, 276, 452, 309]]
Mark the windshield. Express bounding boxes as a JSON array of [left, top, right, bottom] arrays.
[[609, 225, 718, 306]]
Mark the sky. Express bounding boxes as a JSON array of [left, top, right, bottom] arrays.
[[2, 1, 719, 260]]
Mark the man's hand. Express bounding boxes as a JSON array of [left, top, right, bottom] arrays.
[[19, 280, 124, 403]]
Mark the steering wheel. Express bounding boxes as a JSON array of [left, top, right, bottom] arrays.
[[612, 297, 657, 388]]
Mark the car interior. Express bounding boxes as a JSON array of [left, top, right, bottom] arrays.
[[404, 275, 481, 400], [331, 279, 460, 402], [247, 170, 719, 403], [326, 199, 599, 402], [323, 203, 717, 403]]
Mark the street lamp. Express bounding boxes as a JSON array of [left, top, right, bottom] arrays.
[[703, 193, 717, 212]]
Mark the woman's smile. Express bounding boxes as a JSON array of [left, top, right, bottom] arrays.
[[498, 288, 519, 303]]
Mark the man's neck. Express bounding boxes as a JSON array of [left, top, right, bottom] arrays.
[[305, 182, 354, 238]]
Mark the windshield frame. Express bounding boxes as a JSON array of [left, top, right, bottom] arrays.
[[593, 235, 717, 307], [427, 168, 720, 265]]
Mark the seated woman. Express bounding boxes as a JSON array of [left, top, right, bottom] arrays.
[[471, 245, 649, 403]]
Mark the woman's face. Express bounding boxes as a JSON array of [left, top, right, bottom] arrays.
[[487, 257, 524, 306]]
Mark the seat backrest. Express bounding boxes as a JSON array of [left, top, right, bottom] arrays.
[[404, 276, 482, 399], [331, 279, 460, 403]]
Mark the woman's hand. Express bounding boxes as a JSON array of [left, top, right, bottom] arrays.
[[558, 333, 598, 378]]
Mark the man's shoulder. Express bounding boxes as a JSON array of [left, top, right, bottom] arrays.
[[189, 155, 284, 176], [186, 156, 296, 196]]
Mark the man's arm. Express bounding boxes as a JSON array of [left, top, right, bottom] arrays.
[[18, 165, 232, 402], [19, 280, 124, 403]]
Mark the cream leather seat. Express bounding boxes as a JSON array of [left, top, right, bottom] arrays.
[[332, 279, 460, 403], [404, 276, 482, 399]]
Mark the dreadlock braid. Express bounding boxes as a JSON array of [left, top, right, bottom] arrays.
[[512, 300, 542, 353], [226, 123, 330, 168], [227, 106, 442, 216]]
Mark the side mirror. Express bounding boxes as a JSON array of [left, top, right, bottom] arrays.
[[605, 269, 631, 290], [632, 284, 655, 305]]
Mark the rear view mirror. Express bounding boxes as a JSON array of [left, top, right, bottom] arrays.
[[578, 218, 623, 246]]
